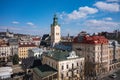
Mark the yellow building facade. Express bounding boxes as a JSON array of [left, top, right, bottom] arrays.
[[18, 42, 36, 59]]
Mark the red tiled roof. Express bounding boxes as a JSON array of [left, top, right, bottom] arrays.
[[73, 35, 108, 44], [73, 37, 78, 43], [32, 37, 40, 41], [0, 43, 9, 47]]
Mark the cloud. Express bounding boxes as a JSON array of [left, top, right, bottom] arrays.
[[84, 19, 119, 29], [94, 2, 120, 12], [59, 6, 98, 22], [59, 12, 66, 19], [26, 22, 37, 28], [68, 6, 98, 20], [12, 21, 19, 24], [103, 17, 112, 20], [83, 19, 120, 33], [27, 22, 34, 26]]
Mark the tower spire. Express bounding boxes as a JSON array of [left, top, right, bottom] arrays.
[[53, 14, 58, 26]]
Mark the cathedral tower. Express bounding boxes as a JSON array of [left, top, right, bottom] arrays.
[[51, 14, 61, 47]]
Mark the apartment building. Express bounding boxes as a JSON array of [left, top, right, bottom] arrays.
[[73, 35, 109, 77], [18, 42, 36, 59], [0, 42, 11, 62], [109, 40, 120, 71]]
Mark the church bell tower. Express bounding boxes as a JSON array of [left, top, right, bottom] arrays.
[[51, 14, 61, 47]]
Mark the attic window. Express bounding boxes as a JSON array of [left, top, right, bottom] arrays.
[[67, 51, 78, 59]]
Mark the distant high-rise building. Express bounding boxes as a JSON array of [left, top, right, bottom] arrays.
[[51, 14, 61, 47]]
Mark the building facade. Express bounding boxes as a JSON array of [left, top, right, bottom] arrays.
[[42, 51, 85, 80], [0, 67, 13, 79], [73, 35, 109, 78], [18, 42, 36, 59], [28, 48, 45, 58], [32, 37, 41, 47], [108, 40, 120, 72], [0, 43, 11, 62], [8, 38, 18, 55], [51, 14, 61, 47]]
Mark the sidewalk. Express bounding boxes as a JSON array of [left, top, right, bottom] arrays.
[[100, 68, 120, 79]]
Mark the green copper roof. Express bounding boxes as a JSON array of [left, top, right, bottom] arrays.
[[33, 64, 57, 78], [46, 50, 82, 61], [52, 14, 59, 26]]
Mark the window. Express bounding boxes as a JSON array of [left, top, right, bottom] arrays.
[[39, 54, 41, 57], [62, 65, 64, 70], [56, 33, 59, 35], [77, 70, 79, 74], [93, 58, 94, 62], [72, 63, 74, 69], [67, 65, 68, 69], [61, 74, 63, 79], [77, 63, 79, 66], [66, 72, 68, 76]]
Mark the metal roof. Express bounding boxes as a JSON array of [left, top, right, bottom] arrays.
[[33, 64, 57, 78], [45, 50, 83, 61]]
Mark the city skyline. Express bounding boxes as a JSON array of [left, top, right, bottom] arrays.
[[0, 0, 120, 36]]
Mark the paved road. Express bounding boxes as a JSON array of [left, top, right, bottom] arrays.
[[102, 70, 120, 80]]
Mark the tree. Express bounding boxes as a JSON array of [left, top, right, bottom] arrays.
[[12, 54, 19, 65]]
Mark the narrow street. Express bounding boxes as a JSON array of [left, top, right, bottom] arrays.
[[102, 70, 120, 80]]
